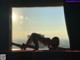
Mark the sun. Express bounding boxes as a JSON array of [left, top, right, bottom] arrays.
[[12, 13, 17, 22]]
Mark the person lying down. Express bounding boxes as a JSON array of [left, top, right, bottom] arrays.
[[12, 33, 70, 51]]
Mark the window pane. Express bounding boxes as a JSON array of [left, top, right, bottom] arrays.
[[12, 7, 70, 51]]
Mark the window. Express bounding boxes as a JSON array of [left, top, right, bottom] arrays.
[[12, 6, 70, 51]]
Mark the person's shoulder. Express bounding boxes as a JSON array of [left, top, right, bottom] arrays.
[[45, 38, 51, 41], [45, 37, 50, 39]]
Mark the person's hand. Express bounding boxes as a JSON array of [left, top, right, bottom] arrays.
[[21, 43, 26, 50]]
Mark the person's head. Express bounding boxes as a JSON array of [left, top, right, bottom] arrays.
[[51, 37, 60, 48]]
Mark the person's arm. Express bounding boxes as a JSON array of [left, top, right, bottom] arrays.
[[48, 45, 54, 50], [11, 42, 22, 48], [45, 38, 53, 50], [11, 42, 25, 50]]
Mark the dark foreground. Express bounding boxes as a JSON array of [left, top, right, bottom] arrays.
[[0, 50, 80, 60]]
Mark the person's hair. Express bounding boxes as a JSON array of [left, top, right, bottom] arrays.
[[51, 36, 59, 48]]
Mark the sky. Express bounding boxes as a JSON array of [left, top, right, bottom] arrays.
[[12, 6, 70, 48]]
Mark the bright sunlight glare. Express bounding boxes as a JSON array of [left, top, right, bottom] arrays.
[[12, 13, 17, 22]]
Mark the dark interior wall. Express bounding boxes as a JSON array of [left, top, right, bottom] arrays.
[[0, 2, 11, 52], [64, 3, 80, 50], [10, 0, 63, 7]]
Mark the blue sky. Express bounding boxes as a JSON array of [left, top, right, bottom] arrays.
[[12, 7, 70, 48]]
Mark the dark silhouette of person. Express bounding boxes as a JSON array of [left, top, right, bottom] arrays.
[[25, 33, 70, 51], [25, 33, 52, 50], [50, 37, 60, 50], [50, 37, 70, 51], [12, 33, 70, 51], [11, 42, 26, 50]]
